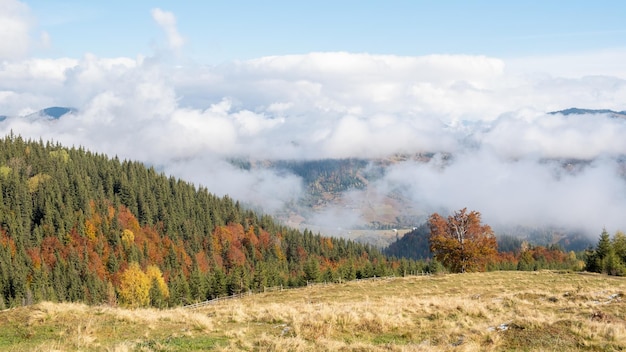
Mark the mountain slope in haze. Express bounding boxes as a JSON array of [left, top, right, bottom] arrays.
[[37, 107, 77, 119], [240, 154, 434, 233], [235, 108, 622, 249], [0, 134, 416, 309], [0, 107, 77, 122], [237, 153, 600, 251], [550, 107, 626, 118]]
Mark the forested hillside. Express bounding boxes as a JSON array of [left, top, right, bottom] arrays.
[[0, 134, 424, 308], [383, 224, 432, 260], [384, 222, 583, 272]]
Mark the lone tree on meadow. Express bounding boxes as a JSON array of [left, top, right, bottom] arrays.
[[428, 208, 497, 273]]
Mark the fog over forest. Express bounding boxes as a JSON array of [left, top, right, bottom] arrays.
[[2, 4, 626, 237]]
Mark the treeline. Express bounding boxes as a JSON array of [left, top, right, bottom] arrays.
[[0, 134, 425, 308], [384, 224, 431, 260], [585, 229, 626, 276], [384, 225, 584, 272]]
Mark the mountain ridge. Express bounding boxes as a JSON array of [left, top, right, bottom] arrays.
[[0, 106, 77, 121], [549, 107, 626, 118]]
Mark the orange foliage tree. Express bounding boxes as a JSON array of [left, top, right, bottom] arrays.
[[428, 208, 497, 273]]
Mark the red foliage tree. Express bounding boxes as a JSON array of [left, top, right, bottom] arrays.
[[257, 229, 272, 250], [195, 250, 210, 273], [428, 208, 497, 273], [40, 236, 62, 268]]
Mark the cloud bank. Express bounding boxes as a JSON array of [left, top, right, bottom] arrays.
[[2, 4, 626, 238], [0, 0, 51, 60], [0, 0, 32, 59]]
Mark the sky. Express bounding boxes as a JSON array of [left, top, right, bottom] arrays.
[[2, 0, 626, 237], [17, 1, 626, 63]]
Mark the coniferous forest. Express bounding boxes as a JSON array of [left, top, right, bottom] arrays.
[[0, 134, 427, 308]]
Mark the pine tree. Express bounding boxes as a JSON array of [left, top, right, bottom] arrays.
[[0, 135, 411, 307], [586, 229, 611, 273], [303, 257, 321, 283], [169, 272, 191, 306], [209, 268, 228, 298], [189, 268, 207, 301]]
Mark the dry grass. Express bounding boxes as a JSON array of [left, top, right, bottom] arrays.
[[2, 271, 626, 351]]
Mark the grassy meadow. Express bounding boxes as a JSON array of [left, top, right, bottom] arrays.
[[1, 271, 625, 351]]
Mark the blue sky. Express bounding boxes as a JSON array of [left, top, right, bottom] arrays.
[[23, 0, 626, 63]]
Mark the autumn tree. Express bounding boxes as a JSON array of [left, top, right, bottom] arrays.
[[146, 265, 169, 308], [428, 208, 497, 273], [0, 135, 423, 308], [117, 262, 151, 308], [613, 231, 626, 262]]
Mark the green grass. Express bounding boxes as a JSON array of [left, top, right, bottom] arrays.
[[135, 336, 229, 351]]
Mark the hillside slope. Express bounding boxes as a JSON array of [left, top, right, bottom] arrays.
[[0, 134, 420, 308]]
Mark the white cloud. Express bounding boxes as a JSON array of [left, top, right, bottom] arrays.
[[377, 150, 626, 235], [0, 54, 622, 160], [507, 48, 626, 79], [151, 8, 185, 52], [0, 0, 31, 59], [2, 49, 626, 235], [0, 0, 51, 60], [167, 156, 303, 214], [483, 111, 626, 159]]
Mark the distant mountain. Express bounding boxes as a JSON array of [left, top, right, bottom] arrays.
[[550, 108, 626, 118], [0, 106, 77, 122], [31, 106, 77, 119], [40, 106, 77, 119]]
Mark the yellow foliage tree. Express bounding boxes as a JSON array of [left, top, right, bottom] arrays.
[[84, 220, 97, 241], [121, 229, 134, 248], [146, 265, 169, 299], [28, 173, 51, 193], [118, 262, 150, 308], [0, 165, 11, 178], [49, 149, 70, 163]]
